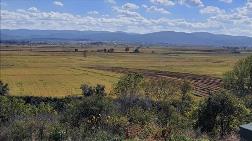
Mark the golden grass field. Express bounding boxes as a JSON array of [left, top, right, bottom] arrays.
[[1, 46, 251, 97]]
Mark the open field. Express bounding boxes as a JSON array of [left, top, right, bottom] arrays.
[[1, 45, 251, 97]]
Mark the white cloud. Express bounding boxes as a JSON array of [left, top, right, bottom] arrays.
[[1, 1, 252, 37], [189, 0, 204, 7], [151, 0, 204, 7], [142, 5, 170, 14], [87, 11, 99, 15], [219, 0, 232, 4], [105, 0, 116, 4], [122, 3, 139, 11], [200, 6, 225, 15], [53, 1, 63, 7], [113, 6, 142, 18], [177, 0, 204, 7], [150, 0, 175, 6], [28, 7, 39, 12]]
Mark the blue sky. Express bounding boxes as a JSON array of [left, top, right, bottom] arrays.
[[1, 0, 252, 36]]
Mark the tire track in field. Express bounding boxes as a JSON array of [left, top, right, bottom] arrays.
[[88, 66, 223, 97]]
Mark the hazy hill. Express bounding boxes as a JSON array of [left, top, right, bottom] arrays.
[[1, 29, 252, 46]]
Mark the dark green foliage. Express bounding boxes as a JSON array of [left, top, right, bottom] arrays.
[[196, 90, 249, 137], [0, 96, 58, 140], [0, 81, 9, 96], [0, 96, 31, 124], [63, 96, 114, 128], [242, 95, 252, 110], [80, 84, 106, 97], [80, 84, 94, 96], [127, 106, 155, 125], [223, 55, 252, 97], [8, 121, 33, 141], [95, 84, 105, 96], [49, 125, 66, 141]]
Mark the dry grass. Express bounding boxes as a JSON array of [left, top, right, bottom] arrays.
[[0, 46, 250, 97]]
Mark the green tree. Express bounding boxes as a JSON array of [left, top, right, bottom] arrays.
[[114, 73, 144, 98], [223, 55, 252, 97], [196, 90, 249, 137], [0, 81, 9, 96]]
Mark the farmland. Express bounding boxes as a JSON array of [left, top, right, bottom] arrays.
[[0, 45, 251, 97]]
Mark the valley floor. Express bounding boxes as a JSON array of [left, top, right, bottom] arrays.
[[0, 46, 250, 97]]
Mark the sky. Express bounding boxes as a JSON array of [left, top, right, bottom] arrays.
[[1, 0, 252, 36]]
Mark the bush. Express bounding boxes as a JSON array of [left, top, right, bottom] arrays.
[[48, 124, 66, 141], [0, 81, 9, 96], [80, 84, 106, 97], [223, 55, 252, 97], [127, 107, 155, 125], [63, 96, 114, 128], [7, 121, 33, 141], [195, 90, 250, 137], [144, 78, 180, 101], [114, 73, 144, 98], [0, 97, 33, 124]]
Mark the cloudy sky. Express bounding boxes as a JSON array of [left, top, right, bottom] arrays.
[[1, 0, 252, 36]]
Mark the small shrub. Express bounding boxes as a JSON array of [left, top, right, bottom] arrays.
[[0, 81, 9, 96], [127, 107, 155, 125], [80, 84, 106, 97]]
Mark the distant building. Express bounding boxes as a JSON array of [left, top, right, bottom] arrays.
[[240, 123, 252, 141]]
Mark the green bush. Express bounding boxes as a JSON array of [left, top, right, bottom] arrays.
[[144, 78, 180, 101], [63, 96, 114, 128], [80, 84, 106, 97], [114, 73, 144, 98], [0, 97, 33, 124], [223, 55, 252, 97], [127, 107, 156, 125], [48, 124, 66, 141], [8, 121, 32, 141], [196, 90, 250, 137]]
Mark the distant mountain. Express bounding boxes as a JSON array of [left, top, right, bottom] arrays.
[[1, 29, 252, 47]]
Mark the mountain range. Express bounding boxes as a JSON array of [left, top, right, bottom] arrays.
[[1, 29, 252, 47]]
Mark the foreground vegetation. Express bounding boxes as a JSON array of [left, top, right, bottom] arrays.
[[0, 55, 252, 140]]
